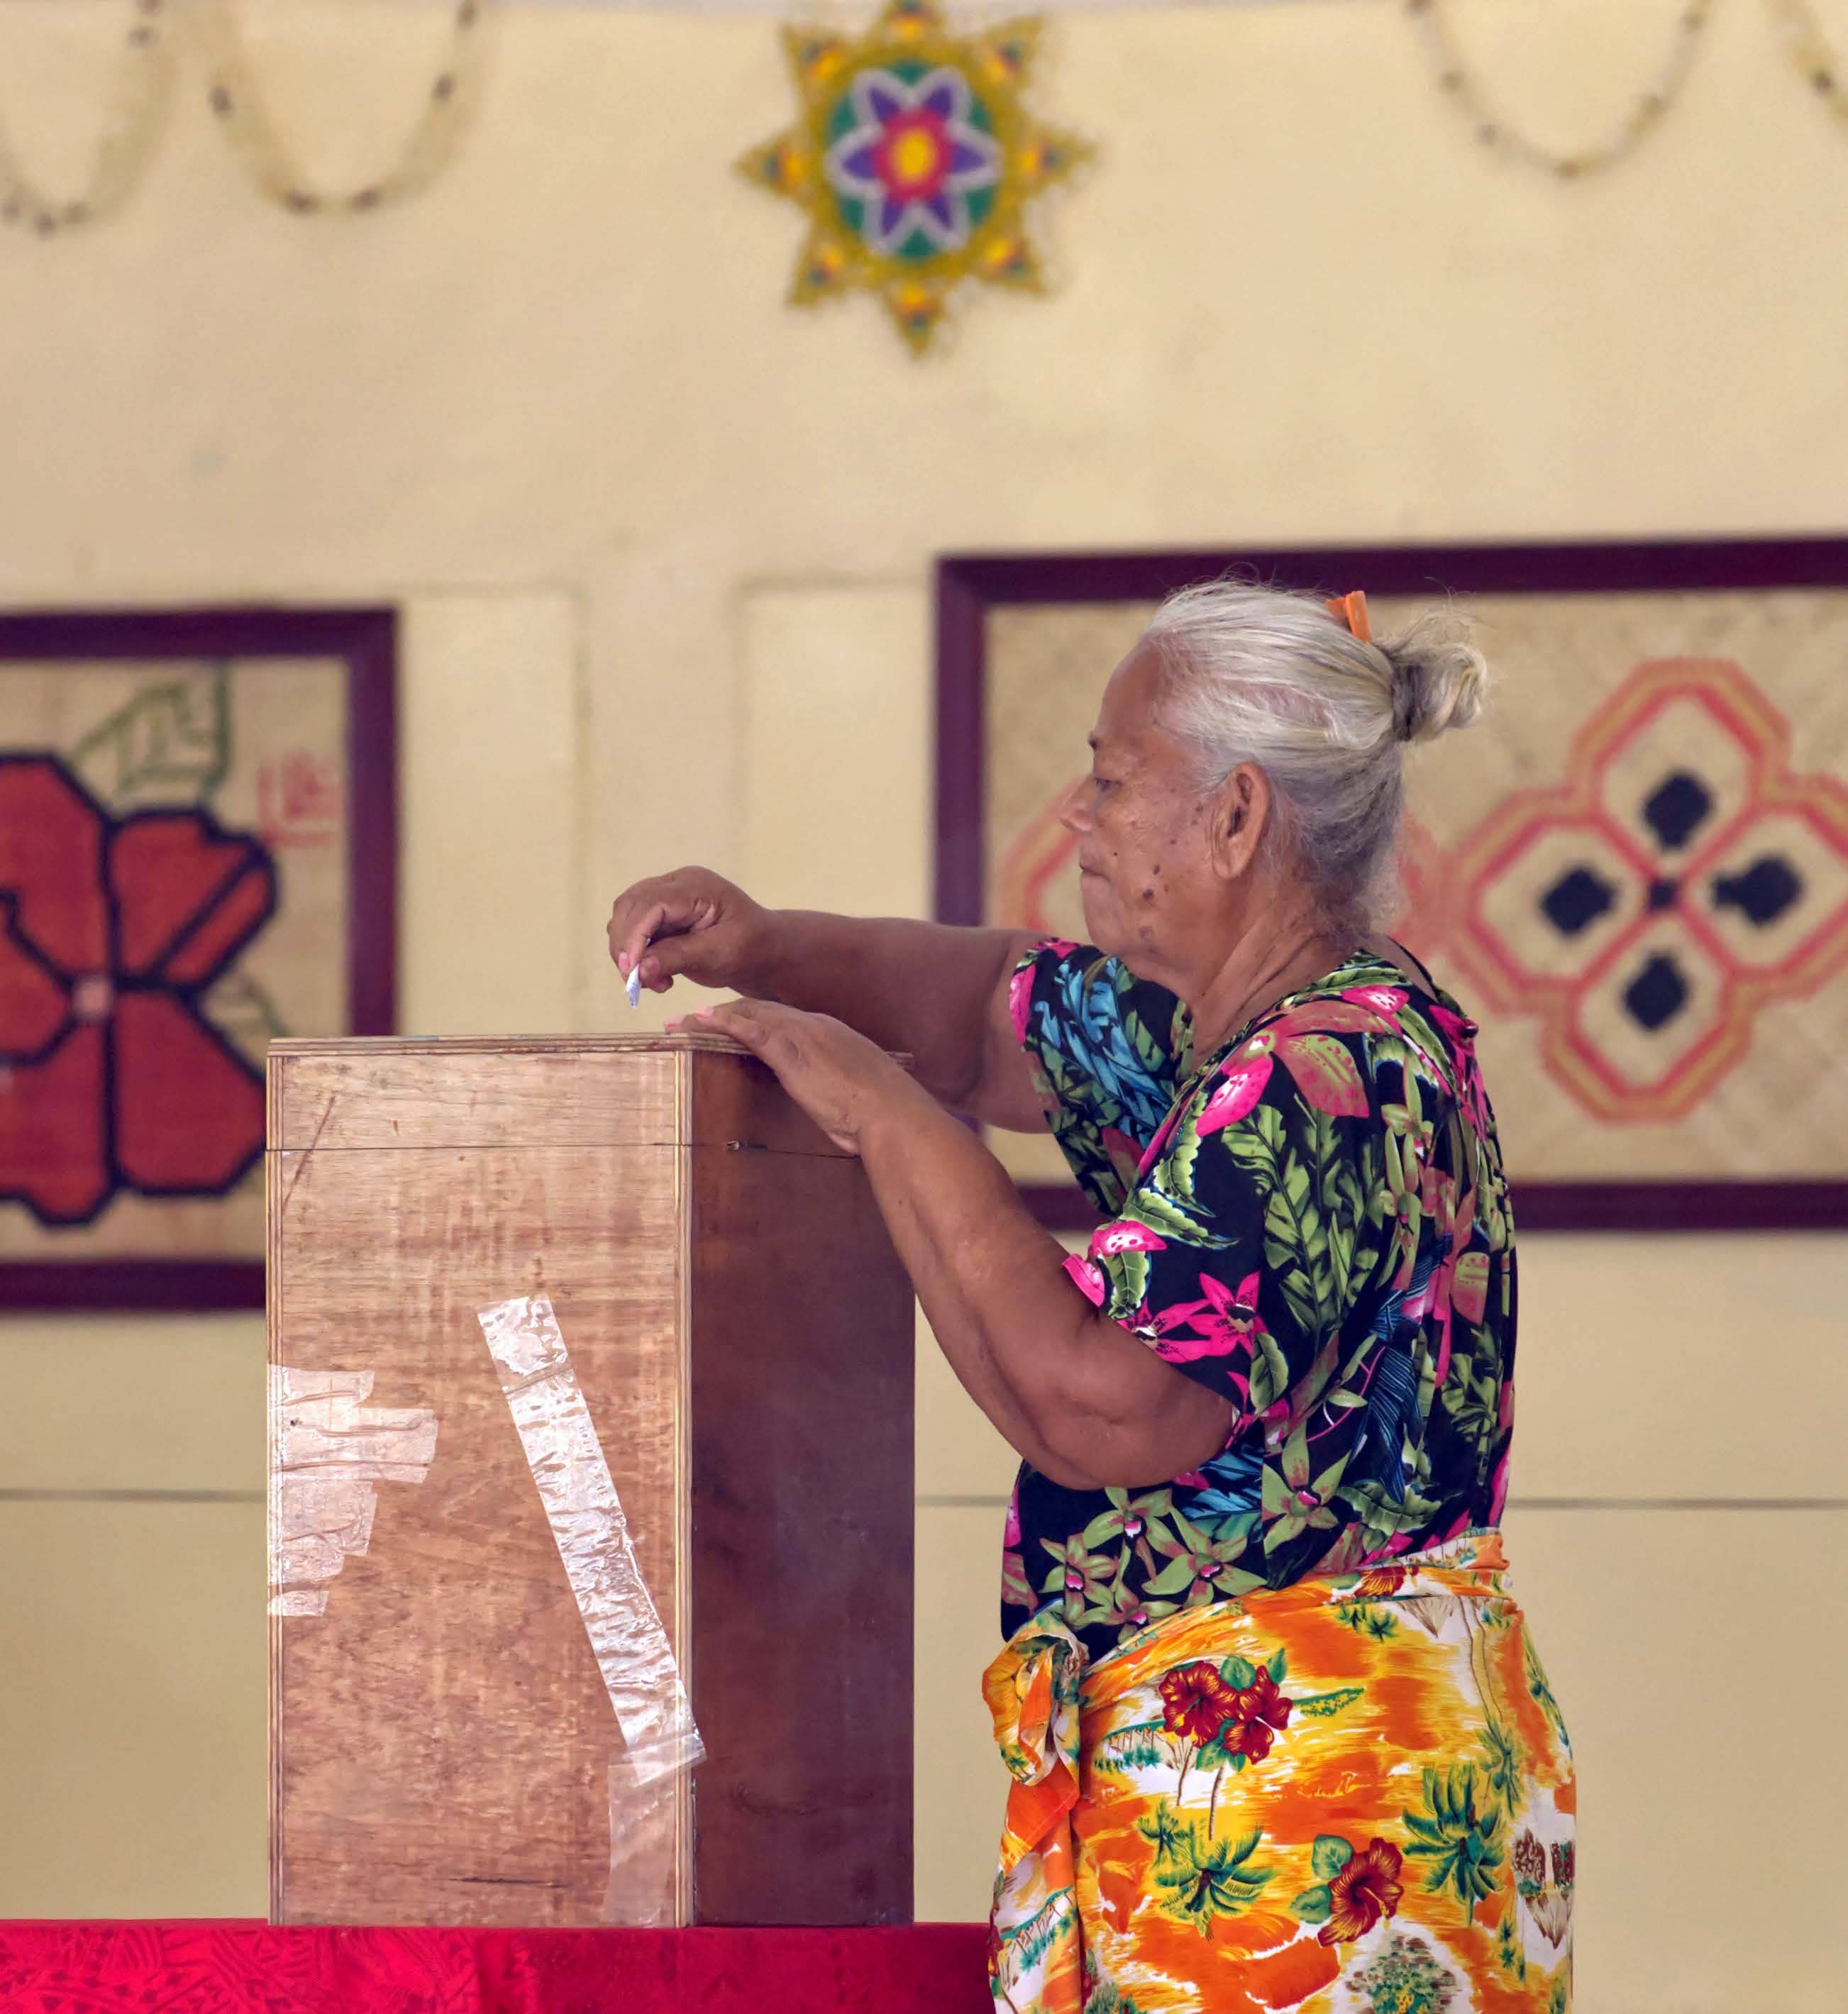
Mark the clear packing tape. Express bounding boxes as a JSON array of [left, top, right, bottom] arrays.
[[269, 1368, 439, 1617], [477, 1292, 705, 1793]]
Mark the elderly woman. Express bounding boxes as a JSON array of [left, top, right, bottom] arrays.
[[608, 583, 1573, 2014]]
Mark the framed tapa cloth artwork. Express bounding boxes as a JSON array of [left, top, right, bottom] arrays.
[[0, 607, 396, 1309], [936, 541, 1848, 1232]]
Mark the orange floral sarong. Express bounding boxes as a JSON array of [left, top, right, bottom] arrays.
[[983, 1532, 1573, 2014]]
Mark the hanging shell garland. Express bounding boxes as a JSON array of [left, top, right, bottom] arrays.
[[0, 0, 177, 237]]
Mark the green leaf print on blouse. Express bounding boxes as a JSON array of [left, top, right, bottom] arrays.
[[1009, 944, 1520, 1661], [1141, 1508, 1265, 1604]]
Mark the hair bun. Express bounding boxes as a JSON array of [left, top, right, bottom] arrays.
[[1383, 631, 1488, 745]]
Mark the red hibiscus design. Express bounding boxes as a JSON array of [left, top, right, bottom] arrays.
[[0, 756, 275, 1224], [1219, 1666, 1294, 1762], [1356, 1566, 1408, 1600], [1158, 1661, 1240, 1743], [1320, 1839, 1405, 1945]]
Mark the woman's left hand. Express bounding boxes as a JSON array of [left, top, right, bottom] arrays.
[[670, 999, 912, 1153]]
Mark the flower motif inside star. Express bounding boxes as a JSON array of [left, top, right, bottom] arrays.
[[736, 0, 1092, 352], [824, 66, 1002, 258]]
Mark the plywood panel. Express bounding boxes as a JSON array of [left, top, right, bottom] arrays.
[[270, 1040, 681, 1152], [270, 1119, 687, 1926], [270, 1038, 915, 1928], [688, 1132, 914, 1924], [0, 1500, 266, 1918]]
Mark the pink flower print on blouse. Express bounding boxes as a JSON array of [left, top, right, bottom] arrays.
[[1197, 1021, 1371, 1139], [1063, 1254, 1108, 1307], [1088, 1219, 1167, 1259], [1429, 999, 1491, 1134], [1195, 1040, 1274, 1139], [1340, 983, 1409, 1017], [1152, 1268, 1266, 1367], [1007, 961, 1036, 1046]]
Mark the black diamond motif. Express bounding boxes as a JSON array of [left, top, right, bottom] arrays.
[[1642, 771, 1713, 851], [1623, 953, 1689, 1031], [1712, 856, 1803, 927], [1646, 878, 1680, 912], [1540, 865, 1616, 936]]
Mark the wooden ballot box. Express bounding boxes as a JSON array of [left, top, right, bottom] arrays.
[[267, 1035, 914, 1927]]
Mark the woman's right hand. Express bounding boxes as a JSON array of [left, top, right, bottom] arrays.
[[606, 868, 775, 997]]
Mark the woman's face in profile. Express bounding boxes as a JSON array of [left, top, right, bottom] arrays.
[[1063, 646, 1217, 975]]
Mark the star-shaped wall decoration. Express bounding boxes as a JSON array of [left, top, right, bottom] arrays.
[[737, 0, 1092, 354]]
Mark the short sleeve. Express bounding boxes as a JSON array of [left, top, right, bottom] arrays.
[[1061, 1016, 1391, 1437], [1009, 939, 1190, 1218]]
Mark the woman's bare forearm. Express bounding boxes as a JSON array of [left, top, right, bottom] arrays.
[[856, 1078, 1233, 1488], [741, 913, 1039, 1119]]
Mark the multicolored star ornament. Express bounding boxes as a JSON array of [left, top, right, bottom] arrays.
[[738, 0, 1092, 353]]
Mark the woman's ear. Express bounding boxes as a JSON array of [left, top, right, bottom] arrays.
[[1206, 763, 1271, 882]]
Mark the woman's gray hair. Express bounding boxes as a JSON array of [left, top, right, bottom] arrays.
[[1143, 580, 1487, 936]]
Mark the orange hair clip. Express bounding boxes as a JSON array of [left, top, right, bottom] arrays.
[[1325, 590, 1373, 643]]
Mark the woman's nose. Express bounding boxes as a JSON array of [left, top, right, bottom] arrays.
[[1057, 778, 1091, 836]]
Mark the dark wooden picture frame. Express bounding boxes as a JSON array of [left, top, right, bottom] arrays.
[[936, 538, 1848, 1232], [1, 604, 397, 1310]]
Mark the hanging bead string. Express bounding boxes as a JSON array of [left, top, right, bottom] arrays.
[[1403, 0, 1715, 179], [191, 0, 492, 216], [0, 0, 177, 237], [1769, 0, 1848, 126]]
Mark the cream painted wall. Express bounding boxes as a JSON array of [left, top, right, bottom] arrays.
[[0, 1, 1845, 2005]]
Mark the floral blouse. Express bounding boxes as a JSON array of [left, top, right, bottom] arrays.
[[1002, 941, 1518, 1663]]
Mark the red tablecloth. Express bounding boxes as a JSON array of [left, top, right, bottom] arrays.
[[0, 1922, 990, 2013]]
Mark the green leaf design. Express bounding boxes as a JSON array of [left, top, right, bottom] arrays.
[[1144, 1554, 1201, 1597], [1290, 1884, 1332, 1924], [1092, 1723, 1171, 1776], [1122, 1185, 1222, 1249], [71, 664, 232, 809], [1478, 1717, 1522, 1813], [1293, 1686, 1364, 1719], [1126, 1007, 1169, 1078], [1100, 1246, 1151, 1317], [1219, 1654, 1257, 1689], [1136, 1803, 1192, 1866], [1248, 1329, 1291, 1414], [1151, 1822, 1275, 1935], [1402, 1763, 1505, 1918], [1266, 1647, 1287, 1686], [1311, 1835, 1354, 1881]]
